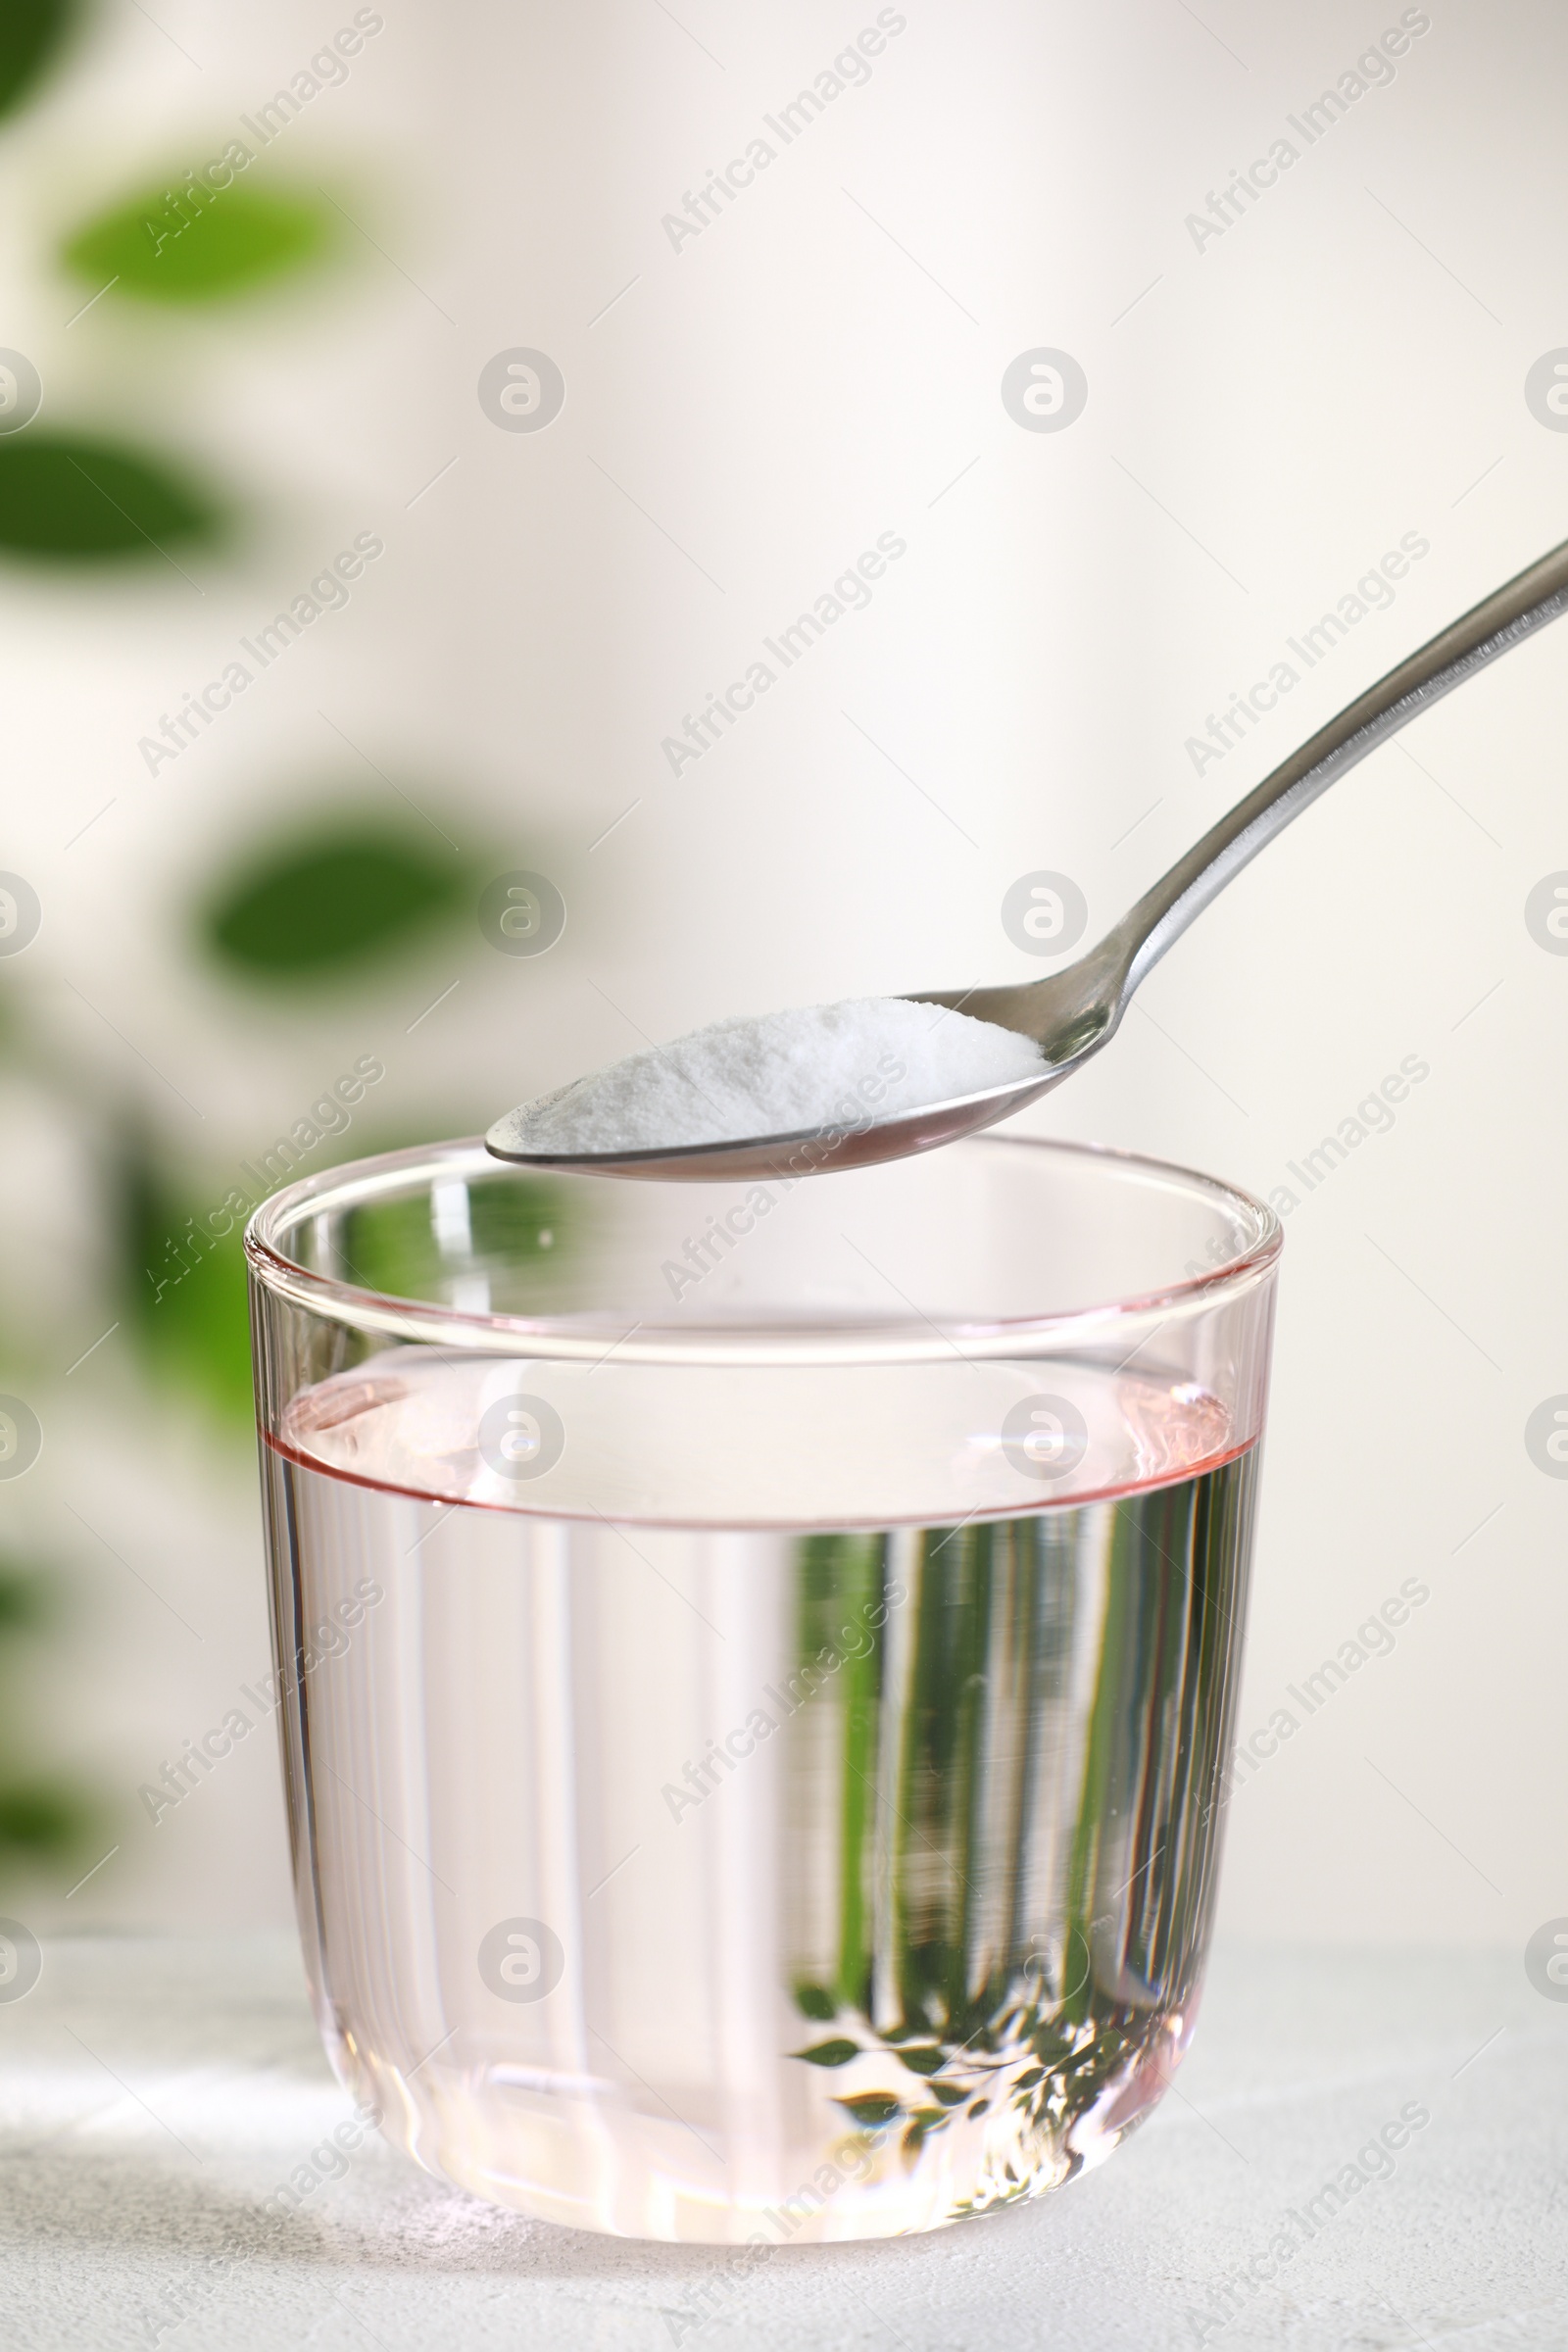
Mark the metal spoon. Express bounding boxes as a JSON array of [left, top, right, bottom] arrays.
[[487, 535, 1568, 1184]]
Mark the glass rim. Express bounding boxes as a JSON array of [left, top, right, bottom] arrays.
[[243, 1133, 1282, 1368]]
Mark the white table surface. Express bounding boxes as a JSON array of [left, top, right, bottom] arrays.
[[1, 1935, 1562, 2350]]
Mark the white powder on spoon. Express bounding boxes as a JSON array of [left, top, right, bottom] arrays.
[[491, 998, 1047, 1156]]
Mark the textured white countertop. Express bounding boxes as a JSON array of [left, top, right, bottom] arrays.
[[1, 1935, 1562, 2349]]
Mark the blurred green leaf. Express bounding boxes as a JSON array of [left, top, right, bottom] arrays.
[[792, 2039, 859, 2068], [203, 820, 466, 980], [343, 1173, 570, 1311], [336, 1191, 442, 1305], [64, 179, 328, 304], [0, 431, 220, 560], [0, 1778, 95, 1859], [0, 0, 74, 123], [0, 1567, 45, 1633], [794, 1983, 837, 2021], [121, 1141, 254, 1423], [896, 2044, 949, 2077], [145, 1230, 253, 1419], [466, 1179, 567, 1266]]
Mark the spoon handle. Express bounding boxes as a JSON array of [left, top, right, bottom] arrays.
[[1106, 535, 1568, 1003]]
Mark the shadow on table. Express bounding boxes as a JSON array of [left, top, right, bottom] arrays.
[[0, 2140, 1030, 2295]]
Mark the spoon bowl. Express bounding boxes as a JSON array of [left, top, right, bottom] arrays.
[[488, 534, 1568, 1183], [483, 967, 1116, 1184], [485, 1061, 1068, 1186]]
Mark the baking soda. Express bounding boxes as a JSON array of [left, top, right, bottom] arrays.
[[489, 998, 1046, 1155]]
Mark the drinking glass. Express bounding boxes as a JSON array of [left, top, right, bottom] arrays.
[[245, 1134, 1279, 2243]]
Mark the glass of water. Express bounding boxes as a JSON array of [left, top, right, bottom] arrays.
[[246, 1133, 1279, 2243]]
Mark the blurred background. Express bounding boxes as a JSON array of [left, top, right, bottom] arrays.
[[0, 0, 1561, 1956]]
